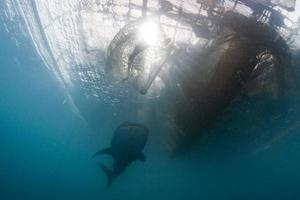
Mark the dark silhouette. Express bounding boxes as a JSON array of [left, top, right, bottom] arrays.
[[93, 122, 149, 188]]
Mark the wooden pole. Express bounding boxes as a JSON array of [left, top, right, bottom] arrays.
[[142, 0, 148, 17]]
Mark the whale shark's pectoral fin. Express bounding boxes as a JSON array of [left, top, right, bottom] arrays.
[[137, 153, 146, 162], [93, 147, 112, 158]]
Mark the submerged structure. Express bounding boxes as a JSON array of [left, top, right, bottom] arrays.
[[105, 0, 296, 153], [2, 0, 299, 155]]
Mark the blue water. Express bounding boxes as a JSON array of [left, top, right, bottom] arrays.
[[1, 14, 300, 200]]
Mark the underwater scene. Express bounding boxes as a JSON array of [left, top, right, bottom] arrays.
[[1, 0, 300, 199]]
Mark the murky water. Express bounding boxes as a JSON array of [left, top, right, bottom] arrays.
[[1, 1, 300, 199]]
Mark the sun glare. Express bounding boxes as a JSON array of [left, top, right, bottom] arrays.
[[138, 19, 161, 46]]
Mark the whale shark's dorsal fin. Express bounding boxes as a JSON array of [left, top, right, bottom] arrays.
[[93, 147, 112, 158]]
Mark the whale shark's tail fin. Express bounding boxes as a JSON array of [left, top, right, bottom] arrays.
[[97, 163, 114, 188], [93, 148, 112, 158]]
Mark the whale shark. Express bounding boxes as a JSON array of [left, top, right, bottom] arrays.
[[93, 122, 149, 188]]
